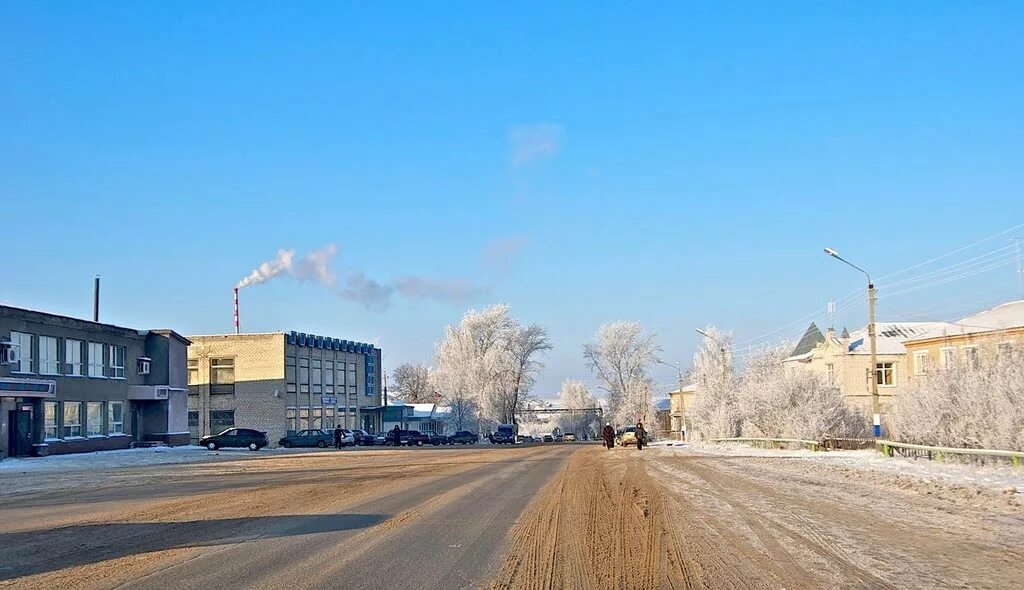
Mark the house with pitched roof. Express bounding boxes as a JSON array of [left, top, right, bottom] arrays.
[[783, 320, 959, 414], [902, 300, 1024, 378]]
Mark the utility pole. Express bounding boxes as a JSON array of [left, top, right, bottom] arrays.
[[825, 248, 881, 437]]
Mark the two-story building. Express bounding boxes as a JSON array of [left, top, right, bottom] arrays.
[[1, 305, 190, 458], [667, 383, 697, 440], [783, 320, 959, 414], [902, 300, 1024, 377], [186, 331, 382, 445]]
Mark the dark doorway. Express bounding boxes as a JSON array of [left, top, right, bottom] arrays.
[[8, 409, 33, 457]]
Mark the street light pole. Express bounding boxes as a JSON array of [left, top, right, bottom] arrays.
[[825, 248, 881, 437], [696, 329, 728, 383]]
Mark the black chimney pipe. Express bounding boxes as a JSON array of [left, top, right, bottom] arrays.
[[93, 275, 100, 322]]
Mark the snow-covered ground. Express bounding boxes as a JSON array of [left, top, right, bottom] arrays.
[[0, 444, 308, 475], [650, 441, 1024, 497]]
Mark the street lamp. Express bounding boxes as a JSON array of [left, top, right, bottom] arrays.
[[824, 247, 881, 437]]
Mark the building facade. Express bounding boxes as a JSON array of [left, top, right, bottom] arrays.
[[902, 300, 1024, 379], [783, 321, 959, 414], [1, 305, 190, 458], [186, 331, 382, 446], [667, 383, 696, 440]]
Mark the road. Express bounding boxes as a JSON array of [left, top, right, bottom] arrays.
[[1, 444, 1022, 589]]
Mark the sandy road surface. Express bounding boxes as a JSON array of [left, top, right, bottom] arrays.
[[492, 446, 1024, 590], [0, 445, 573, 590]]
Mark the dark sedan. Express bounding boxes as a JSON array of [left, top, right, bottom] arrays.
[[200, 428, 268, 451], [447, 431, 479, 445], [278, 429, 333, 448]]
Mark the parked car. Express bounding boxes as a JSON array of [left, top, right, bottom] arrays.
[[278, 429, 333, 448], [369, 433, 387, 445], [542, 434, 554, 443], [200, 428, 268, 451], [423, 430, 447, 445], [491, 424, 517, 444], [553, 433, 564, 443], [563, 433, 577, 442], [386, 429, 431, 446], [618, 426, 638, 447], [351, 429, 372, 445], [448, 430, 480, 445]]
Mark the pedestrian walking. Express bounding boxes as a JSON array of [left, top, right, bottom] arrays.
[[602, 423, 615, 449], [333, 425, 343, 449], [635, 422, 647, 451]]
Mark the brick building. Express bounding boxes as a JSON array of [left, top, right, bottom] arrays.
[[1, 305, 190, 458], [186, 331, 382, 445]]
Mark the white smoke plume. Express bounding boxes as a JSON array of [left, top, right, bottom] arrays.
[[236, 244, 337, 289]]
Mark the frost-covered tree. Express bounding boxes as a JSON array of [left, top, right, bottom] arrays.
[[432, 304, 551, 429], [888, 344, 1024, 452], [737, 344, 866, 440], [391, 363, 433, 403], [557, 379, 600, 436], [583, 321, 660, 425], [690, 326, 739, 438]]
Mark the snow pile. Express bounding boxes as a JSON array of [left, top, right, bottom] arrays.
[[0, 445, 299, 474]]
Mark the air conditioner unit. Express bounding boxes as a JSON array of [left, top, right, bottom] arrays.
[[0, 342, 17, 365], [137, 357, 152, 375]]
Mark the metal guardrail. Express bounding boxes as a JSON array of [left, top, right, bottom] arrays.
[[708, 437, 820, 451], [876, 440, 1023, 467]]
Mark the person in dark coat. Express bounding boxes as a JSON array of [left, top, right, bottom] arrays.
[[635, 422, 647, 451], [333, 425, 343, 449], [602, 423, 615, 449]]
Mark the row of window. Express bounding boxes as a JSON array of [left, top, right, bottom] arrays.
[[285, 406, 359, 431], [913, 342, 1015, 375], [43, 400, 124, 439], [285, 356, 359, 395], [9, 332, 126, 379], [823, 362, 896, 387], [188, 410, 235, 434]]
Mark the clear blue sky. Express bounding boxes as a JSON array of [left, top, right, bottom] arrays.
[[4, 2, 1023, 396]]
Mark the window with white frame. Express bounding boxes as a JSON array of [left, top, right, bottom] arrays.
[[109, 345, 125, 378], [39, 336, 59, 374], [875, 362, 895, 386], [63, 402, 82, 437], [66, 339, 83, 376], [10, 331, 32, 373], [108, 401, 124, 434], [940, 347, 956, 370], [88, 342, 105, 377], [210, 358, 235, 394], [86, 402, 104, 436], [963, 346, 979, 368], [44, 401, 59, 439], [913, 351, 928, 376]]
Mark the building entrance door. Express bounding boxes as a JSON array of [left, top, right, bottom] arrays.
[[8, 409, 33, 457]]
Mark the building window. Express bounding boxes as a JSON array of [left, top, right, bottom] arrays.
[[940, 348, 956, 370], [286, 408, 297, 432], [86, 402, 104, 436], [66, 339, 83, 376], [44, 401, 59, 439], [285, 355, 296, 385], [299, 407, 310, 430], [963, 346, 979, 368], [312, 359, 322, 393], [312, 407, 323, 430], [10, 332, 32, 373], [876, 362, 895, 386], [210, 358, 235, 395], [39, 336, 59, 375], [88, 342, 105, 377], [109, 401, 125, 434], [299, 357, 309, 393], [187, 358, 199, 384], [348, 362, 356, 385], [324, 360, 334, 392], [63, 402, 83, 437], [338, 366, 346, 386], [109, 345, 126, 378], [324, 407, 335, 429], [998, 342, 1014, 356], [210, 410, 235, 433], [825, 363, 834, 385], [188, 411, 199, 430], [913, 352, 928, 376]]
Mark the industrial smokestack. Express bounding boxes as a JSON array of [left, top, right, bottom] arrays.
[[233, 287, 240, 334], [93, 275, 100, 322]]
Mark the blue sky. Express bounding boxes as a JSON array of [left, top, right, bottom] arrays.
[[3, 2, 1023, 396]]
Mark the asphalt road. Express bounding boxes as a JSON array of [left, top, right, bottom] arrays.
[[0, 444, 575, 590]]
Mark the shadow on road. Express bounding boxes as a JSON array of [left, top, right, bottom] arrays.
[[0, 513, 387, 580]]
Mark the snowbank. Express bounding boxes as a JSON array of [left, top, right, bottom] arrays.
[[0, 445, 302, 475]]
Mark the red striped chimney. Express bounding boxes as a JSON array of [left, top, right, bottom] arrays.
[[233, 287, 240, 334]]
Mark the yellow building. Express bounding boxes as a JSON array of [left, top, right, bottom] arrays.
[[667, 383, 696, 440], [783, 321, 958, 415], [902, 300, 1024, 377]]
